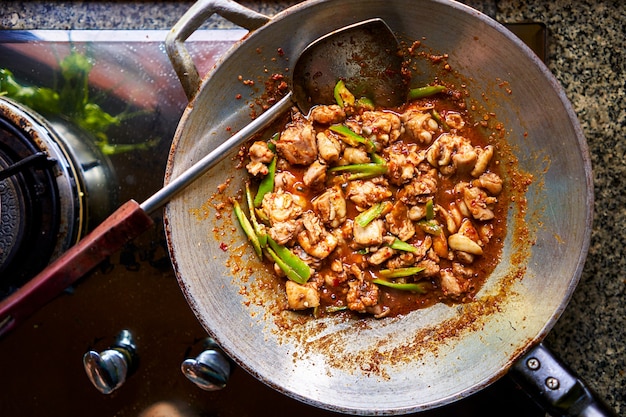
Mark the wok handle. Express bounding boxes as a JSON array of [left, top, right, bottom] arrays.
[[166, 0, 270, 101], [0, 200, 154, 338], [510, 343, 618, 417]]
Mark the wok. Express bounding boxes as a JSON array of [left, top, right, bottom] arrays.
[[164, 0, 605, 414]]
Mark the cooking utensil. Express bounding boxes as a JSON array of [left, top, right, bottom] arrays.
[[0, 15, 405, 334], [163, 0, 614, 415]]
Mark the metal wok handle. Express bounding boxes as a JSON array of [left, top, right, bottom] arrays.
[[165, 0, 270, 101], [510, 343, 618, 417]]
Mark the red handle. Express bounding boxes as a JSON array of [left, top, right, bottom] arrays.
[[0, 200, 154, 337]]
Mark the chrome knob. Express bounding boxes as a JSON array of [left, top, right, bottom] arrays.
[[181, 338, 231, 391], [83, 329, 137, 394]]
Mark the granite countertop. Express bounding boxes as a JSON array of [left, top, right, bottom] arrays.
[[1, 0, 624, 414]]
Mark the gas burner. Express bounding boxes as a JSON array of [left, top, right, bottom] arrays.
[[0, 98, 117, 296]]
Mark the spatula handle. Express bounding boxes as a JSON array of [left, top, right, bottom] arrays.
[[0, 200, 154, 338]]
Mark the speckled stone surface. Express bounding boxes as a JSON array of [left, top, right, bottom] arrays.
[[1, 0, 624, 414]]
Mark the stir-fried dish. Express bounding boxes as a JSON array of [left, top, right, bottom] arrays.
[[235, 81, 506, 318]]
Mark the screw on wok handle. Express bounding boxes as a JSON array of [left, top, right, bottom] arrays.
[[0, 200, 154, 338], [165, 0, 270, 101], [509, 342, 618, 417]]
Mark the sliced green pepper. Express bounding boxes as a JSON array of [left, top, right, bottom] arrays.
[[425, 199, 435, 220], [328, 163, 388, 180], [329, 124, 375, 152], [355, 97, 375, 111], [333, 79, 355, 108], [246, 183, 267, 248], [408, 85, 446, 100], [431, 108, 450, 131], [418, 220, 442, 235], [370, 153, 386, 165], [378, 266, 425, 279], [233, 200, 262, 257], [372, 278, 427, 293], [354, 201, 393, 227], [253, 155, 276, 208], [267, 236, 311, 284], [389, 238, 418, 254]]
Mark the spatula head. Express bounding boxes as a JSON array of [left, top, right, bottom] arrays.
[[292, 18, 408, 114]]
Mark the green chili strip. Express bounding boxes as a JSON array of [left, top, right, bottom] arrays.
[[426, 199, 435, 220], [267, 237, 311, 284], [370, 153, 386, 165], [373, 279, 427, 293], [253, 156, 276, 207], [418, 220, 442, 235], [329, 124, 375, 152], [378, 266, 425, 279], [333, 80, 355, 107], [356, 97, 374, 111], [389, 238, 418, 254], [431, 108, 449, 131], [328, 162, 387, 176], [245, 183, 267, 248], [233, 201, 262, 257], [355, 201, 392, 227], [408, 85, 446, 100]]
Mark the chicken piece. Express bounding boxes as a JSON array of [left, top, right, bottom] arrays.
[[316, 131, 342, 163], [309, 104, 346, 125], [285, 280, 320, 310], [261, 189, 304, 224], [444, 112, 465, 130], [248, 140, 274, 163], [439, 264, 473, 298], [416, 258, 440, 277], [312, 185, 347, 228], [471, 145, 494, 177], [385, 201, 415, 241], [385, 142, 423, 186], [368, 246, 395, 265], [401, 109, 438, 145], [397, 169, 438, 205], [342, 147, 371, 164], [346, 278, 380, 313], [297, 212, 338, 259], [274, 171, 297, 191], [276, 112, 317, 165], [473, 171, 503, 195], [461, 184, 496, 221], [353, 219, 385, 247], [360, 111, 402, 146], [268, 219, 302, 245], [426, 133, 477, 175], [302, 160, 327, 188], [346, 179, 393, 207]]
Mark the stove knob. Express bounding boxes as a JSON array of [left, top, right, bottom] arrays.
[[83, 329, 137, 395], [181, 338, 231, 391]]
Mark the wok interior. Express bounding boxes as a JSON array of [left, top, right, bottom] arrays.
[[164, 0, 592, 414]]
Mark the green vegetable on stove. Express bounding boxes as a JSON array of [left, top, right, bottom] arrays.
[[245, 183, 268, 248], [328, 162, 387, 180], [253, 155, 277, 208], [333, 79, 355, 108], [233, 200, 263, 257]]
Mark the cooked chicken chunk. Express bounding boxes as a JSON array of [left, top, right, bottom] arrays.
[[261, 189, 304, 224], [285, 280, 320, 310], [312, 185, 347, 228], [353, 219, 385, 247], [401, 109, 438, 145], [360, 111, 402, 146], [276, 112, 317, 165], [297, 212, 338, 259], [310, 104, 346, 125], [303, 160, 327, 188], [346, 277, 380, 313], [316, 131, 342, 163], [385, 201, 415, 241], [347, 179, 393, 207]]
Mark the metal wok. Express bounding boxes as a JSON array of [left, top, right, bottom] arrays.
[[164, 0, 596, 414]]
